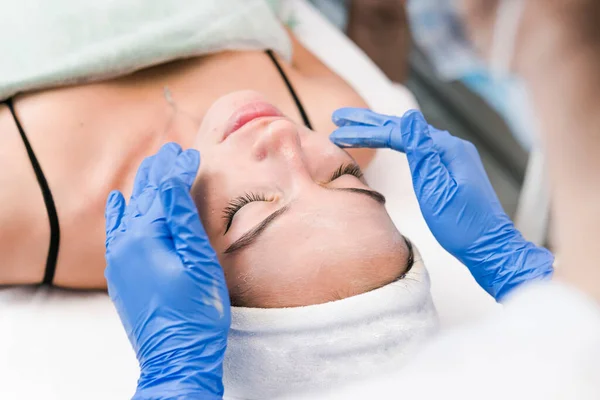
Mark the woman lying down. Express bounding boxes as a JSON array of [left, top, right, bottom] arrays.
[[159, 93, 439, 398], [0, 0, 438, 397]]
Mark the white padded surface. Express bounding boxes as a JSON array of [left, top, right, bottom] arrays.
[[0, 1, 499, 399]]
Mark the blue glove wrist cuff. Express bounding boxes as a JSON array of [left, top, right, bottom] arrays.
[[491, 243, 555, 302], [133, 390, 222, 400], [134, 383, 223, 400]]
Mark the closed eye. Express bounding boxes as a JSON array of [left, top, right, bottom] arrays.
[[223, 163, 364, 234], [329, 163, 364, 182], [223, 192, 269, 234]]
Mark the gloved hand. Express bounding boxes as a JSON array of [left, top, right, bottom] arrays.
[[331, 108, 554, 301], [104, 143, 230, 400]]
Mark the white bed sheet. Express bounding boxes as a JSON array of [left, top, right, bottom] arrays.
[[0, 1, 499, 398]]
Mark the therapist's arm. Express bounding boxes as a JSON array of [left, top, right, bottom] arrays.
[[509, 2, 600, 304], [458, 0, 600, 304], [330, 109, 554, 301], [328, 108, 600, 396]]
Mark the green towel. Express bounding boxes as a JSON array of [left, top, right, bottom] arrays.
[[0, 0, 291, 100]]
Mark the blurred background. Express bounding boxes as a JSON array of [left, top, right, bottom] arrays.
[[310, 0, 528, 219]]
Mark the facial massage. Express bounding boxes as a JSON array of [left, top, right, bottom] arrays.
[[2, 0, 600, 399]]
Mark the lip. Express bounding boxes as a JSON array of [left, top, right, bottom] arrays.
[[222, 101, 284, 141]]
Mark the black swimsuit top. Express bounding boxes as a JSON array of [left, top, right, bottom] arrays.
[[2, 50, 312, 286]]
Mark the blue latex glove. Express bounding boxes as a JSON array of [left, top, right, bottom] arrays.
[[331, 108, 554, 301], [104, 143, 230, 400]]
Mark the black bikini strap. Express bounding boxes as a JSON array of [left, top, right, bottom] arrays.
[[266, 50, 313, 130], [5, 98, 60, 285]]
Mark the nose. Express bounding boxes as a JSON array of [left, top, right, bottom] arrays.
[[253, 119, 313, 184]]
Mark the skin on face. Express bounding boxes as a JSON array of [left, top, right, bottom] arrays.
[[191, 90, 412, 308]]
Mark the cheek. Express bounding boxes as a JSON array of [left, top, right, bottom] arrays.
[[220, 258, 252, 299], [301, 136, 352, 177], [301, 131, 374, 172]]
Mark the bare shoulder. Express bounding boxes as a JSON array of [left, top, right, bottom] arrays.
[[0, 103, 49, 284]]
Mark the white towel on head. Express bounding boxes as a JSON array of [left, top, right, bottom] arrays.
[[223, 248, 440, 399]]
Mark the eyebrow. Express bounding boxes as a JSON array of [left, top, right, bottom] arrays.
[[334, 187, 386, 205], [223, 188, 386, 255]]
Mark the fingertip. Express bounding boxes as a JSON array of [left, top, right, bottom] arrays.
[[131, 156, 155, 198], [331, 107, 356, 127], [148, 142, 184, 187], [329, 126, 365, 148], [107, 190, 117, 206], [139, 155, 155, 170], [161, 142, 182, 154], [164, 149, 201, 189], [329, 126, 349, 140], [401, 110, 427, 131], [401, 109, 432, 149], [106, 190, 124, 210], [184, 149, 201, 170], [329, 134, 352, 148], [401, 109, 424, 120], [105, 190, 126, 243]]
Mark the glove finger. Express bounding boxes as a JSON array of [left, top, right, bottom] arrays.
[[429, 128, 454, 144], [330, 125, 401, 150], [120, 156, 154, 230], [401, 110, 456, 202], [131, 156, 155, 199], [429, 130, 463, 165], [135, 143, 182, 216], [430, 132, 493, 193], [160, 180, 230, 318], [332, 107, 395, 128], [159, 177, 222, 275], [161, 149, 200, 191], [105, 190, 126, 249], [148, 143, 182, 187]]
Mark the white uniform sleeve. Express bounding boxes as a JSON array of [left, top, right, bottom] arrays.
[[328, 282, 600, 400]]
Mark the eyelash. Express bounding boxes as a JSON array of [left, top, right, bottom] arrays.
[[329, 163, 364, 181], [223, 192, 269, 233], [223, 163, 364, 232]]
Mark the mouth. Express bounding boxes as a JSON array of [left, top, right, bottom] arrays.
[[222, 101, 284, 141]]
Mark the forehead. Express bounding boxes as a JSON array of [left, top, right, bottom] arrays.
[[222, 193, 406, 274], [220, 203, 408, 308]]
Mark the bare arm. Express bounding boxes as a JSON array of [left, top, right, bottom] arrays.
[[461, 0, 600, 303], [512, 1, 600, 303]]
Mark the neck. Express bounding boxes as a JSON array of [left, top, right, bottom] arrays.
[[519, 35, 600, 301]]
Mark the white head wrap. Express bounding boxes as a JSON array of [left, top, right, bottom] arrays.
[[223, 248, 439, 399]]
